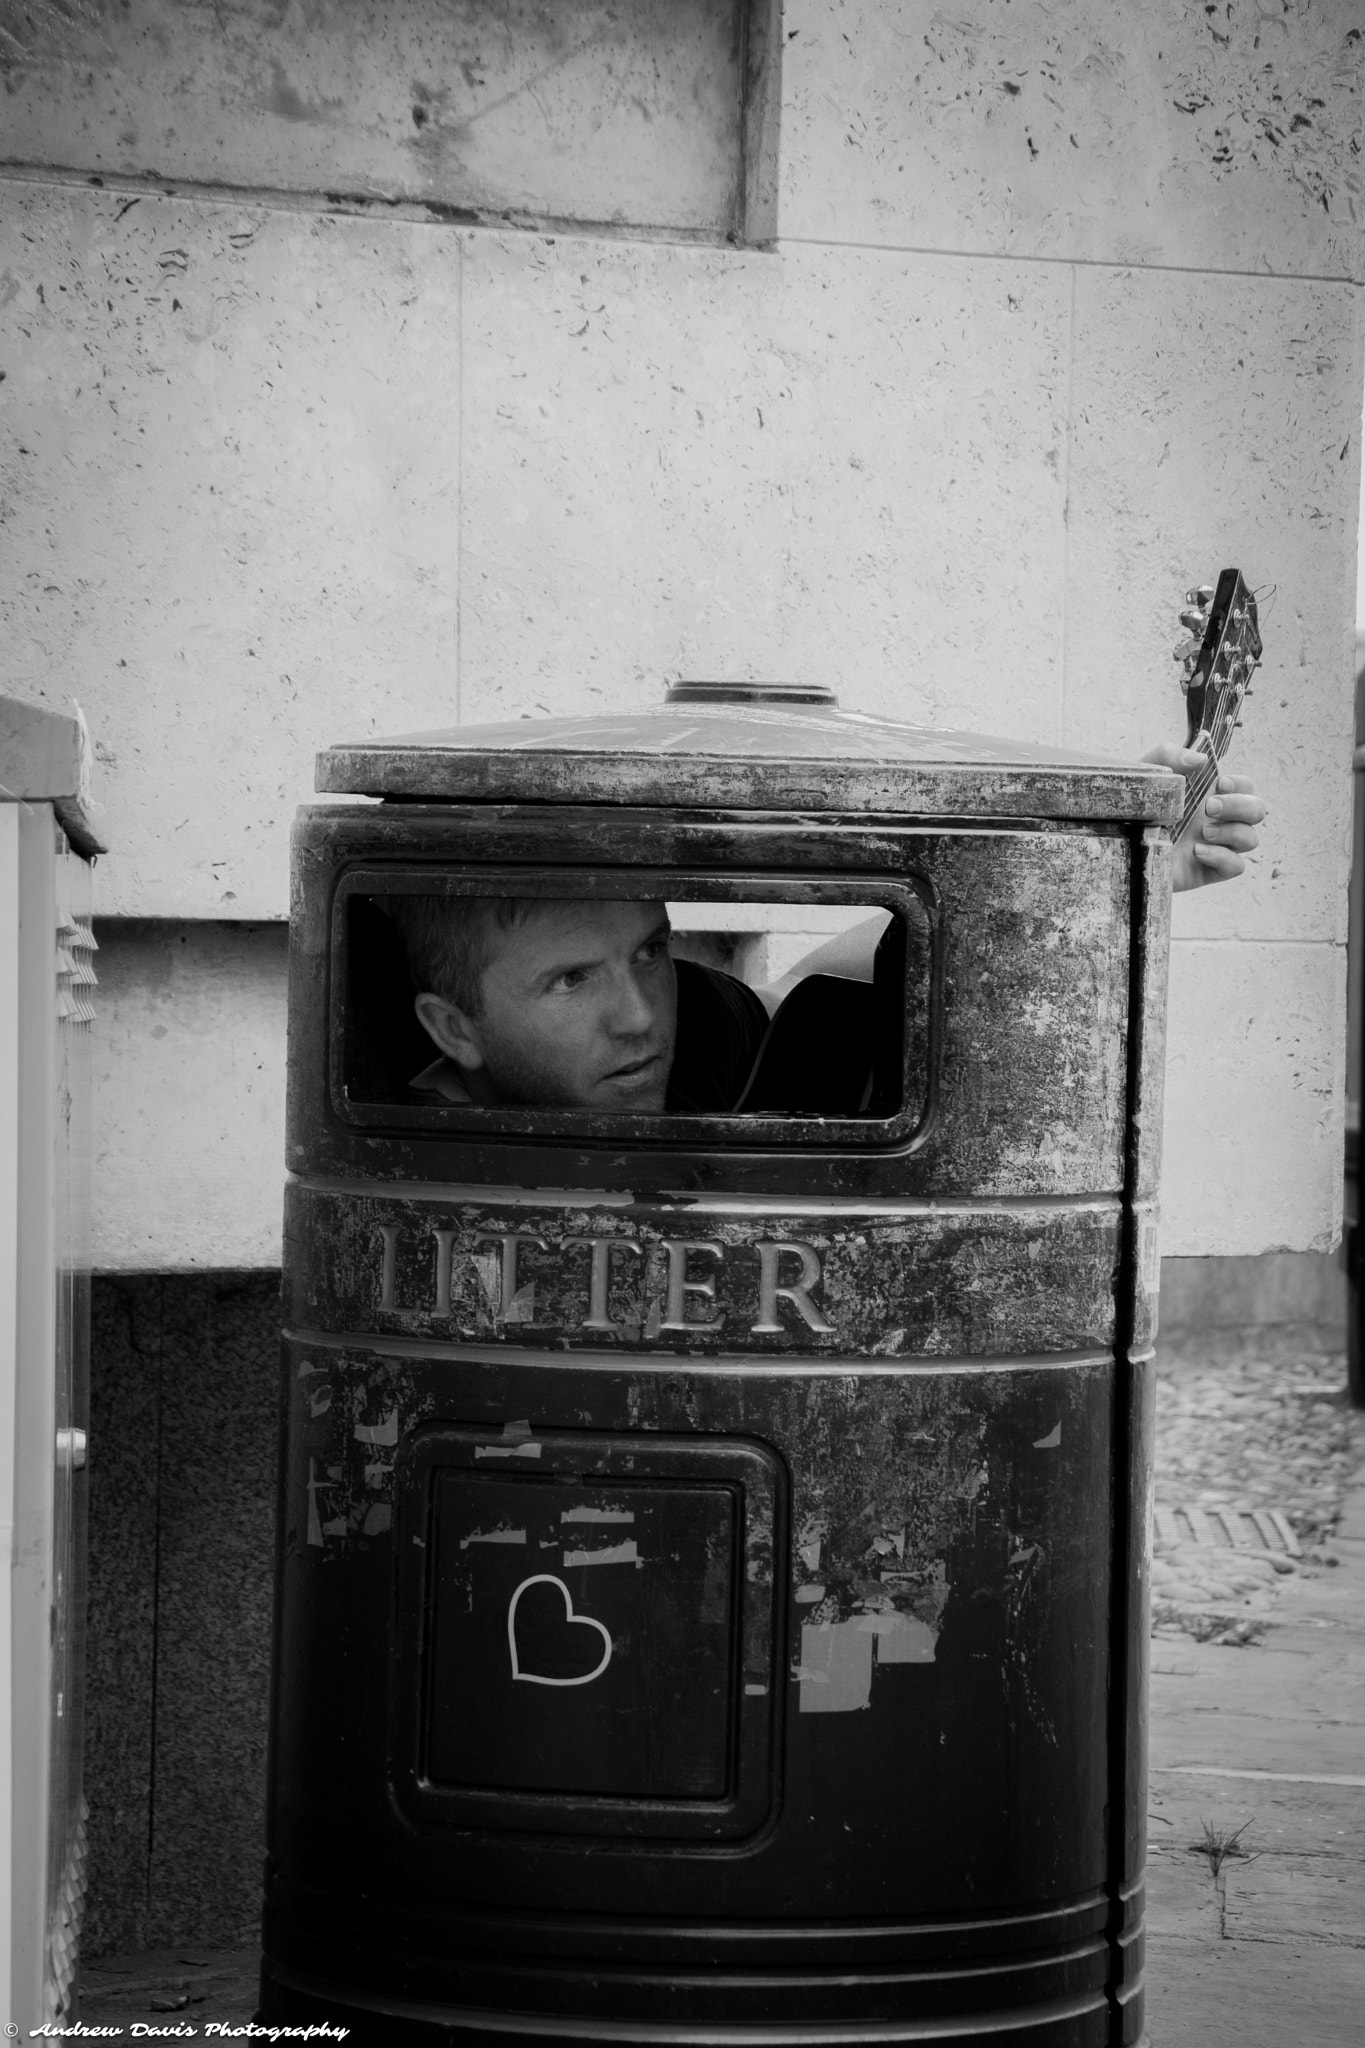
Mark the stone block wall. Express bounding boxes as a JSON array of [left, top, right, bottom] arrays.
[[85, 1275, 278, 1955]]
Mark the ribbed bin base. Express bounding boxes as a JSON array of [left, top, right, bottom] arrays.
[[261, 1958, 1116, 2045]]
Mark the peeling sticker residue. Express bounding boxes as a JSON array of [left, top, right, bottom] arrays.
[[460, 1526, 527, 1549], [797, 1620, 873, 1713], [563, 1540, 640, 1568], [477, 1419, 543, 1461], [1005, 1536, 1057, 1748], [781, 1378, 1004, 1708], [873, 1561, 949, 1669], [472, 1249, 501, 1314], [300, 1372, 412, 1546], [290, 1344, 1105, 1790], [863, 1610, 938, 1665], [504, 1282, 536, 1324]]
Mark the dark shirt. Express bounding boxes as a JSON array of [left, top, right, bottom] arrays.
[[665, 960, 770, 1113]]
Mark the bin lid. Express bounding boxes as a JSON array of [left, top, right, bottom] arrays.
[[316, 682, 1181, 824]]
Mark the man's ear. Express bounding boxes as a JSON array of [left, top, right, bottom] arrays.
[[413, 991, 487, 1072]]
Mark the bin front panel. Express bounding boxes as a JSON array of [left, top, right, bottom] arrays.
[[271, 1337, 1113, 1922]]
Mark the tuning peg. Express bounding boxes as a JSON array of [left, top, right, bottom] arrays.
[[1173, 637, 1200, 665], [1195, 584, 1215, 604], [1179, 607, 1206, 633]]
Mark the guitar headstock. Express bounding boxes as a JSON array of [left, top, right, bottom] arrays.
[[1171, 567, 1263, 841], [1177, 566, 1262, 754]]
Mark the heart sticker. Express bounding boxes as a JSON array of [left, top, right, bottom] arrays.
[[507, 1574, 613, 1688]]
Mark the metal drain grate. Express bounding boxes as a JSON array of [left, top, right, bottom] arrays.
[[1153, 1505, 1301, 1557]]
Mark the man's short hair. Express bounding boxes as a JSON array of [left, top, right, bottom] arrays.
[[383, 894, 542, 1018]]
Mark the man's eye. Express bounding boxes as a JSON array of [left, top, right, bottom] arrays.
[[639, 937, 670, 964], [551, 968, 589, 993]]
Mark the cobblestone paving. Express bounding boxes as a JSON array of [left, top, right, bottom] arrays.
[[1152, 1348, 1365, 1643]]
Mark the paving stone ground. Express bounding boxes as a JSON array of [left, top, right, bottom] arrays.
[[1151, 1342, 1360, 1646], [79, 1346, 1365, 2042], [1146, 1345, 1365, 2047]]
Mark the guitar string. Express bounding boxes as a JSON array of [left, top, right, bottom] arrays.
[[1180, 640, 1257, 834], [1180, 711, 1236, 830], [1179, 586, 1261, 834]]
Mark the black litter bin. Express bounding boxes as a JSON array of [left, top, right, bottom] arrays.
[[262, 683, 1179, 2045]]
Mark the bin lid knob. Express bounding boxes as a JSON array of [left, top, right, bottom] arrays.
[[665, 680, 838, 707]]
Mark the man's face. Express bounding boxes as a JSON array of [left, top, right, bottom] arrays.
[[453, 899, 677, 1111]]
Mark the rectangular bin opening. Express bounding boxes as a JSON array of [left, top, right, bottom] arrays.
[[334, 869, 935, 1148]]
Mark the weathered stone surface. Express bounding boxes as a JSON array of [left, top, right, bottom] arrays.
[[779, 0, 1363, 280], [91, 922, 287, 1270], [1, 184, 460, 918], [0, 0, 748, 237], [1064, 264, 1363, 949], [1162, 938, 1346, 1257], [459, 232, 1072, 742]]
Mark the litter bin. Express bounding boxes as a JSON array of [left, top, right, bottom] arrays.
[[262, 683, 1178, 2045]]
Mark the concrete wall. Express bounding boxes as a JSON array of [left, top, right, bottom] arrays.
[[0, 0, 752, 236], [84, 1273, 277, 1956], [3, 0, 1361, 1267]]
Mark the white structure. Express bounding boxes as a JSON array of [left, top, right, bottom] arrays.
[[0, 701, 102, 2027]]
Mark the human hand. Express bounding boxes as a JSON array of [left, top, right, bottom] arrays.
[[1142, 742, 1266, 892]]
